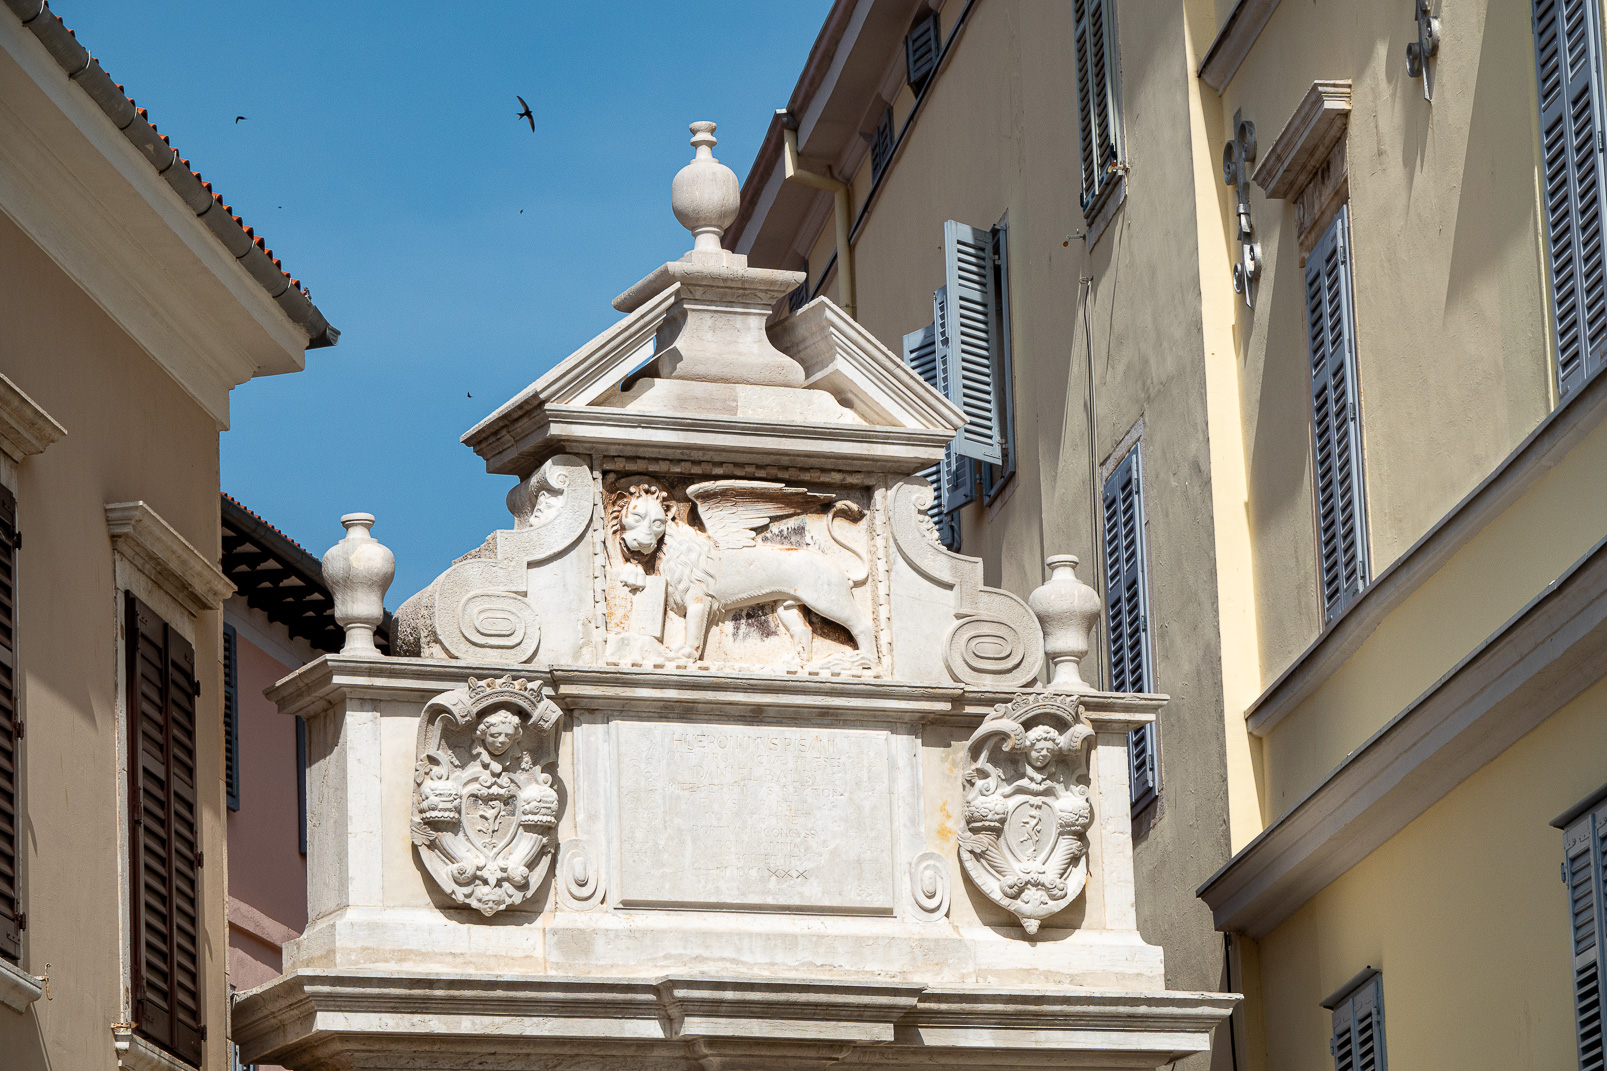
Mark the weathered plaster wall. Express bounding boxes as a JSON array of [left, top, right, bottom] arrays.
[[1216, 0, 1554, 683], [1247, 674, 1601, 1071], [0, 208, 230, 1070]]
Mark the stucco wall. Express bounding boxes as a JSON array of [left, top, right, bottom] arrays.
[[0, 208, 230, 1069], [1248, 674, 1602, 1070]]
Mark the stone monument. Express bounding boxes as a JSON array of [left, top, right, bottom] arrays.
[[233, 123, 1234, 1071]]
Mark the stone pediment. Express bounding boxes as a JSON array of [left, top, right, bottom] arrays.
[[460, 276, 964, 478]]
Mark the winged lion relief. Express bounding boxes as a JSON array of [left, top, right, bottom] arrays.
[[603, 477, 877, 670]]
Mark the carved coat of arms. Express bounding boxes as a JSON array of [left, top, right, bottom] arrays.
[[411, 676, 564, 915], [606, 478, 876, 669], [958, 693, 1095, 934]]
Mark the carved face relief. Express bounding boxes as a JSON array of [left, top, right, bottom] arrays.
[[619, 484, 670, 555], [958, 693, 1095, 935], [411, 676, 564, 916]]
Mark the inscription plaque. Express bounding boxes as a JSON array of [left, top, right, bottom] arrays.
[[613, 720, 896, 912]]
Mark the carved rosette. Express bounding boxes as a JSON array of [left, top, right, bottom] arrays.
[[958, 693, 1094, 934], [411, 676, 564, 916]]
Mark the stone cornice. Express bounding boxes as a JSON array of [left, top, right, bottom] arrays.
[[0, 372, 65, 464], [0, 957, 42, 1012], [1198, 0, 1283, 91], [1201, 532, 1607, 937], [105, 501, 233, 616], [1253, 81, 1352, 199], [1246, 364, 1607, 736], [112, 1025, 194, 1071]]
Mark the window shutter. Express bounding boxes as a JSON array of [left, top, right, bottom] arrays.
[[903, 321, 964, 551], [0, 485, 19, 962], [1565, 802, 1607, 1070], [870, 107, 895, 182], [127, 592, 204, 1066], [223, 625, 239, 813], [1102, 449, 1157, 811], [940, 223, 1005, 464], [1533, 0, 1607, 396], [905, 12, 941, 91], [1306, 207, 1369, 621], [1330, 974, 1388, 1071], [1073, 0, 1122, 209]]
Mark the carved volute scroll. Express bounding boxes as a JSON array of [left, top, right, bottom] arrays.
[[411, 676, 564, 915], [958, 693, 1094, 934]]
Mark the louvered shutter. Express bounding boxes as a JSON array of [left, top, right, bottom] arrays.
[[871, 107, 895, 182], [223, 624, 239, 812], [1330, 974, 1388, 1071], [0, 486, 18, 962], [1073, 0, 1122, 209], [1306, 208, 1369, 621], [903, 321, 963, 550], [127, 593, 204, 1066], [941, 223, 1005, 464], [1564, 802, 1607, 1070], [1102, 449, 1157, 811], [1533, 0, 1607, 396], [905, 12, 941, 90]]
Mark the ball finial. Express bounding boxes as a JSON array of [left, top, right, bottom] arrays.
[[671, 120, 740, 253]]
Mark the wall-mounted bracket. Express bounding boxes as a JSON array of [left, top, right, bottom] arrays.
[[1222, 110, 1261, 306], [1405, 0, 1440, 101]]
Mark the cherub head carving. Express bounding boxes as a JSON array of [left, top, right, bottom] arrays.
[[474, 709, 524, 758], [617, 482, 672, 556], [1023, 724, 1063, 770]]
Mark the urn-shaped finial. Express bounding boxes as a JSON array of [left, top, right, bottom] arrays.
[[671, 120, 740, 253], [321, 512, 394, 656], [1028, 554, 1103, 691]]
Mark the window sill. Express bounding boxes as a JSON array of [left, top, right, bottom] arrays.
[[113, 1026, 197, 1071], [1083, 175, 1127, 249], [0, 958, 43, 1012]]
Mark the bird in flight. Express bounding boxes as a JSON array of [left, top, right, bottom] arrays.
[[515, 95, 534, 132], [234, 115, 247, 123]]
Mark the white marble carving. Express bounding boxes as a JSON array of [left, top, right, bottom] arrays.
[[411, 676, 564, 915], [908, 850, 951, 920], [557, 839, 606, 910], [1029, 554, 1103, 692], [959, 693, 1095, 934], [321, 513, 395, 655], [394, 455, 595, 662], [889, 476, 1044, 687], [605, 477, 877, 669]]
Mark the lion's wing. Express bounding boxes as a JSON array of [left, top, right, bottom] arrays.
[[686, 480, 834, 549]]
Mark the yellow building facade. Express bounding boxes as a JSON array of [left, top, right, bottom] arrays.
[[732, 0, 1604, 1067]]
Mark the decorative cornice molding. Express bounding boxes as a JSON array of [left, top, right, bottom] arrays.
[[0, 957, 42, 1012], [1253, 81, 1352, 199], [112, 1025, 194, 1071], [1198, 0, 1283, 91], [1202, 533, 1607, 937], [105, 501, 233, 616], [1246, 364, 1607, 736], [0, 372, 65, 463]]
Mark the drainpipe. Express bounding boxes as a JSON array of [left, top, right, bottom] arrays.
[[782, 126, 855, 320]]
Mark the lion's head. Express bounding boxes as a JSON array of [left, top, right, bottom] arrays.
[[616, 482, 672, 556]]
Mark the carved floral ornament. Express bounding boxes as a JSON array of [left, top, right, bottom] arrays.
[[959, 693, 1095, 934], [411, 676, 564, 915]]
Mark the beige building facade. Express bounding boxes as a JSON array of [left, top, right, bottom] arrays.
[[0, 3, 332, 1069], [732, 0, 1605, 1068]]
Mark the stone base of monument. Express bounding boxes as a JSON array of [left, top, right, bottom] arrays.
[[232, 656, 1234, 1070]]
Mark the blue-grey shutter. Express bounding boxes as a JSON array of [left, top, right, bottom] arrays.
[[1330, 974, 1388, 1071], [941, 223, 1005, 464], [870, 107, 895, 182], [903, 322, 963, 550], [1534, 0, 1607, 396], [1565, 802, 1607, 1070], [1102, 448, 1157, 812], [1306, 207, 1369, 621], [1073, 0, 1122, 209], [223, 624, 239, 812], [905, 12, 941, 91]]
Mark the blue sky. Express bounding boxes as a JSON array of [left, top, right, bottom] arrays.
[[60, 1, 831, 601]]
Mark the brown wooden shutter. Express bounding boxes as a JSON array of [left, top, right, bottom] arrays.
[[126, 592, 203, 1066], [0, 485, 19, 962]]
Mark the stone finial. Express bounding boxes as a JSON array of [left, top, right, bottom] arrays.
[[321, 513, 395, 656], [671, 121, 740, 253], [1028, 555, 1102, 692]]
